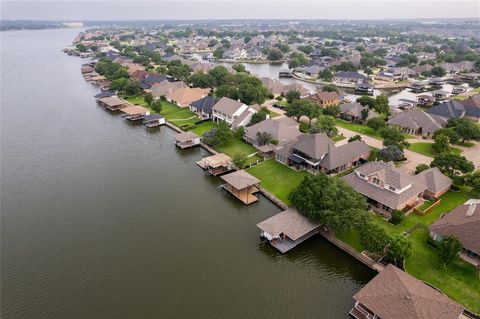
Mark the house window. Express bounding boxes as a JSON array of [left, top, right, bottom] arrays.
[[389, 186, 396, 191], [372, 177, 381, 185], [359, 173, 366, 179]]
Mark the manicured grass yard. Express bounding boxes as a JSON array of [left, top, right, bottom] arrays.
[[246, 160, 308, 205], [408, 142, 462, 157], [405, 229, 480, 314], [334, 119, 384, 140], [418, 199, 434, 211], [189, 121, 218, 136], [335, 230, 364, 252], [124, 95, 149, 107], [215, 137, 258, 158]]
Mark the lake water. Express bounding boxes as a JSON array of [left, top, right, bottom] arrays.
[[1, 28, 374, 319]]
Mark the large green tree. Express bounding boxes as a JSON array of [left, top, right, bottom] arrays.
[[380, 127, 410, 150], [386, 234, 412, 263], [289, 174, 369, 232], [430, 153, 474, 177], [437, 235, 462, 266], [359, 223, 390, 253]]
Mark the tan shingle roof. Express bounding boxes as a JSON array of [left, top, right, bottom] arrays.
[[293, 133, 335, 160], [354, 264, 463, 319]]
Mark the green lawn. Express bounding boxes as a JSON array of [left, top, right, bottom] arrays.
[[189, 121, 218, 136], [270, 110, 282, 118], [334, 119, 414, 140], [335, 230, 364, 252], [124, 95, 149, 107], [246, 160, 308, 205], [408, 142, 462, 157], [215, 138, 258, 159], [418, 199, 434, 211], [405, 229, 480, 314], [334, 119, 384, 140]]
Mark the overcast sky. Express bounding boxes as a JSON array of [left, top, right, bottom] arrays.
[[1, 0, 479, 21]]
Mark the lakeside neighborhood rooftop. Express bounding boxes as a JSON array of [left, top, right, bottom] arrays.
[[350, 264, 464, 319], [342, 162, 452, 216], [429, 199, 480, 266]]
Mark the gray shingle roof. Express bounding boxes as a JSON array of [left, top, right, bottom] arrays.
[[342, 162, 452, 210], [319, 140, 370, 170], [244, 117, 301, 146], [212, 97, 245, 116], [293, 133, 335, 160], [426, 100, 466, 119], [388, 108, 446, 134]]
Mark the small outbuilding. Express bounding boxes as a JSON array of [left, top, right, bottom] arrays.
[[257, 208, 320, 253], [175, 132, 201, 149], [220, 170, 260, 204], [97, 96, 126, 111]]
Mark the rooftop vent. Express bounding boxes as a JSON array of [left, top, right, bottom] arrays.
[[466, 204, 476, 217]]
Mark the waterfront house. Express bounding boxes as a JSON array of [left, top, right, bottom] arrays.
[[151, 80, 186, 99], [196, 153, 233, 176], [189, 96, 218, 119], [243, 117, 302, 149], [175, 132, 201, 149], [333, 71, 370, 84], [342, 162, 451, 217], [275, 133, 370, 175], [220, 170, 260, 204], [140, 74, 174, 90], [142, 114, 165, 128], [260, 77, 285, 96], [350, 264, 464, 319], [306, 91, 340, 108], [257, 208, 320, 253], [387, 107, 447, 137], [282, 83, 310, 98], [429, 199, 480, 266], [211, 97, 249, 126], [339, 103, 378, 123], [166, 87, 210, 107]]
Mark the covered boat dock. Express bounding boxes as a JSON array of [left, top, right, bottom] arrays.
[[97, 96, 126, 111], [257, 208, 320, 253], [121, 105, 150, 121], [220, 170, 260, 204], [175, 132, 201, 149], [196, 153, 232, 176]]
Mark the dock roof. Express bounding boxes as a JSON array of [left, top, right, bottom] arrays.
[[99, 96, 125, 107], [220, 170, 260, 190], [257, 208, 319, 241], [175, 131, 199, 143], [120, 105, 149, 115], [202, 153, 232, 168]]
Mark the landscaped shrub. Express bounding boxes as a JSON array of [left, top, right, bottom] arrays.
[[389, 210, 405, 225], [426, 235, 439, 248]]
